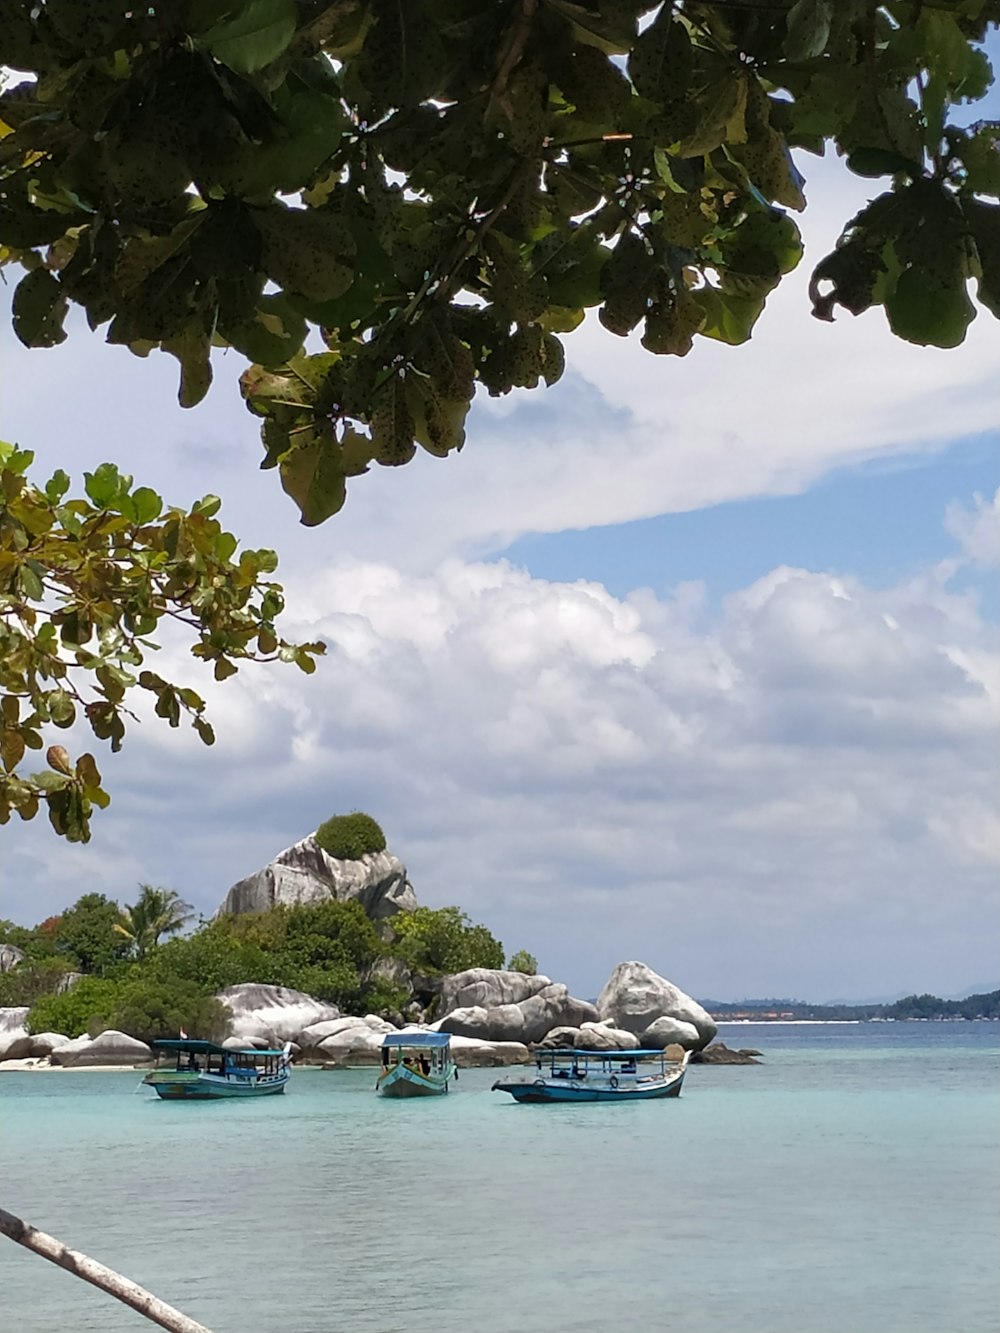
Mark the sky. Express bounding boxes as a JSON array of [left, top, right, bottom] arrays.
[[1, 150, 998, 1006]]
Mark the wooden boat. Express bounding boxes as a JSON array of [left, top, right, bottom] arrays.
[[491, 1046, 690, 1104], [143, 1038, 291, 1099], [376, 1032, 456, 1097]]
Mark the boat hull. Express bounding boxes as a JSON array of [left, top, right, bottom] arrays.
[[144, 1071, 288, 1099], [377, 1062, 455, 1097], [492, 1071, 686, 1103]]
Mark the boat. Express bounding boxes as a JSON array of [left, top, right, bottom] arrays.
[[143, 1038, 291, 1099], [376, 1032, 457, 1097], [491, 1045, 690, 1103]]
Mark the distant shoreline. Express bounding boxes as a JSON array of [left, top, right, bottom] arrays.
[[716, 1017, 1000, 1025]]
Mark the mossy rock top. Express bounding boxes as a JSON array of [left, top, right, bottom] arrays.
[[314, 813, 387, 861]]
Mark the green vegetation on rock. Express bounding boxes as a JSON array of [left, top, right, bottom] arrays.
[[392, 906, 505, 975], [314, 812, 387, 861], [508, 949, 539, 976], [2, 885, 507, 1037]]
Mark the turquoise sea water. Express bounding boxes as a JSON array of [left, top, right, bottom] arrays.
[[1, 1023, 997, 1333]]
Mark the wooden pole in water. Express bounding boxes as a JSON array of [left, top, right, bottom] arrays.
[[0, 1206, 214, 1333]]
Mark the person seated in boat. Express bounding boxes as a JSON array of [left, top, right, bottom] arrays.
[[418, 1056, 430, 1076], [185, 1052, 199, 1071], [620, 1059, 637, 1074]]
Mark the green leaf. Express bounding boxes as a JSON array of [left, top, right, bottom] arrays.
[[692, 287, 766, 345], [48, 690, 76, 727], [963, 198, 1000, 319], [198, 0, 297, 74], [676, 74, 748, 158], [130, 486, 163, 524], [84, 463, 124, 509], [162, 323, 214, 408], [885, 265, 975, 349], [12, 269, 69, 349], [960, 131, 1000, 199], [278, 431, 348, 527], [371, 375, 416, 467], [847, 148, 922, 180], [253, 205, 357, 302], [18, 563, 44, 600], [784, 0, 833, 63], [44, 469, 71, 503], [628, 9, 691, 104]]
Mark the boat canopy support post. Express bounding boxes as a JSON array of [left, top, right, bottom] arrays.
[[0, 1205, 215, 1333]]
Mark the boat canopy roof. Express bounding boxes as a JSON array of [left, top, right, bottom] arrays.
[[380, 1031, 451, 1049], [152, 1038, 288, 1057], [542, 1047, 668, 1059]]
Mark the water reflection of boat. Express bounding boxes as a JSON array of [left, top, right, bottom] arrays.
[[143, 1038, 291, 1099], [376, 1032, 456, 1097], [491, 1046, 689, 1103]]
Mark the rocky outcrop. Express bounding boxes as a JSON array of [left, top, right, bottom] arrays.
[[536, 1021, 640, 1050], [0, 943, 25, 973], [438, 968, 553, 1015], [218, 837, 418, 920], [640, 1016, 701, 1049], [577, 1021, 641, 1050], [311, 1019, 530, 1069], [50, 1030, 152, 1067], [29, 1032, 72, 1058], [690, 1042, 761, 1065], [0, 1007, 31, 1061], [436, 970, 599, 1044], [597, 962, 717, 1051], [216, 983, 341, 1044]]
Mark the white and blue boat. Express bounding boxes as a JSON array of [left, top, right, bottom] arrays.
[[377, 1031, 456, 1097], [143, 1038, 291, 1100], [492, 1046, 689, 1104]]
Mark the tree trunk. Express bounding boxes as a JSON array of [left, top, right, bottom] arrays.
[[0, 1206, 214, 1333]]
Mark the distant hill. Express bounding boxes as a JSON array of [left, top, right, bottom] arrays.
[[700, 991, 1000, 1021]]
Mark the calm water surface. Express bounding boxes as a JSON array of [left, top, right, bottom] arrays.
[[1, 1023, 997, 1333]]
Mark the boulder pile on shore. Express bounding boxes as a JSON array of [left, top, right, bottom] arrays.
[[0, 961, 732, 1070]]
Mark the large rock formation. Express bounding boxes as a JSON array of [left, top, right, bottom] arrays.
[[29, 1032, 72, 1058], [218, 837, 418, 920], [597, 962, 717, 1051], [216, 983, 341, 1044], [50, 1030, 152, 1067], [0, 1007, 31, 1061], [436, 972, 599, 1044], [438, 968, 553, 1015], [0, 943, 25, 973], [437, 969, 598, 1038]]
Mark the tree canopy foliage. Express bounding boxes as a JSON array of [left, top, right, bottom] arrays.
[[0, 891, 508, 1035], [113, 884, 194, 959], [0, 443, 324, 841], [1, 0, 997, 839]]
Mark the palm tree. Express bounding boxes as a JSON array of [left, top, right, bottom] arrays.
[[114, 885, 194, 960]]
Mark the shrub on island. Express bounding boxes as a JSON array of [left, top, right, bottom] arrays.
[[508, 950, 538, 976], [314, 812, 387, 861], [392, 906, 504, 975]]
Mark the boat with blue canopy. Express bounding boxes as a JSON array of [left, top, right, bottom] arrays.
[[143, 1038, 291, 1099], [491, 1045, 689, 1103], [377, 1031, 456, 1097]]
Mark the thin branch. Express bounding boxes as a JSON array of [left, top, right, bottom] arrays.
[[0, 1206, 214, 1333]]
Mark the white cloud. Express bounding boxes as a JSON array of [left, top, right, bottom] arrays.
[[3, 545, 995, 1001], [945, 488, 1000, 567]]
